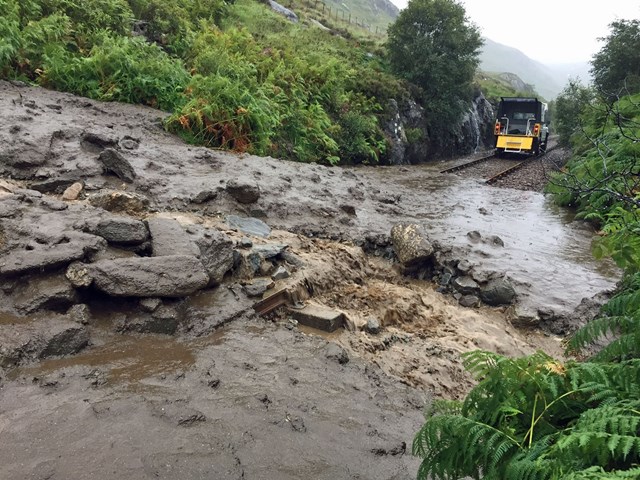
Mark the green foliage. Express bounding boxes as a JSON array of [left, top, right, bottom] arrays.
[[552, 79, 594, 147], [42, 34, 189, 110], [414, 351, 640, 479], [568, 272, 640, 362], [128, 0, 229, 56], [591, 19, 640, 100], [386, 0, 482, 141]]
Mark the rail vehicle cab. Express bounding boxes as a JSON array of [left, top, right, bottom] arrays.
[[494, 97, 548, 157]]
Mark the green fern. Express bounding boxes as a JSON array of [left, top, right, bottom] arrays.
[[414, 353, 640, 480]]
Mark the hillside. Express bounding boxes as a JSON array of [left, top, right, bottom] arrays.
[[479, 37, 562, 100]]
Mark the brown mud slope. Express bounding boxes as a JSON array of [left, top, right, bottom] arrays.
[[0, 81, 620, 479]]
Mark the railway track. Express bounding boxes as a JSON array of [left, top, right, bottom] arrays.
[[441, 146, 557, 185], [439, 153, 497, 173]]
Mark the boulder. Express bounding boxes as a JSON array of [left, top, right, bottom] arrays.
[[480, 278, 516, 306], [0, 232, 106, 277], [88, 190, 149, 214], [0, 315, 89, 368], [147, 217, 199, 257], [83, 216, 149, 245], [226, 179, 260, 204], [458, 295, 480, 308], [452, 276, 480, 295], [14, 274, 78, 314], [243, 278, 275, 297], [98, 148, 136, 182], [188, 226, 235, 286], [87, 255, 209, 297], [226, 215, 271, 238], [390, 223, 434, 268]]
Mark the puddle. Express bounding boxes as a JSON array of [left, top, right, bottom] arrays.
[[0, 311, 33, 326], [13, 334, 196, 386], [297, 324, 345, 340]]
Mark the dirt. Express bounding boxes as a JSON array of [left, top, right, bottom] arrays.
[[0, 81, 622, 479]]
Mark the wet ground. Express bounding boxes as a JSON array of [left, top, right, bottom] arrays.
[[0, 81, 622, 479]]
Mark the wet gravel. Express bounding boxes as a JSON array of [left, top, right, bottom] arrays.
[[490, 142, 570, 192]]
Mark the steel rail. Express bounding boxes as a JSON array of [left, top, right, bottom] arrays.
[[439, 153, 497, 173]]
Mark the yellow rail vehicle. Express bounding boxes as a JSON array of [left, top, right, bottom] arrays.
[[494, 97, 549, 157]]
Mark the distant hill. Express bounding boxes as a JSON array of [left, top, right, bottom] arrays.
[[478, 38, 562, 100]]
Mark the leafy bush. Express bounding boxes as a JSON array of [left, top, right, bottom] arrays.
[[42, 34, 189, 110], [414, 350, 640, 479]]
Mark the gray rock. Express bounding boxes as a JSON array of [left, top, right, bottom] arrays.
[[390, 223, 433, 268], [238, 237, 253, 248], [324, 343, 349, 364], [67, 304, 91, 325], [190, 226, 235, 286], [98, 148, 136, 182], [457, 259, 473, 274], [458, 295, 480, 308], [467, 230, 482, 242], [271, 266, 290, 281], [39, 322, 89, 359], [147, 217, 199, 257], [268, 0, 298, 22], [480, 278, 516, 306], [486, 235, 505, 247], [84, 216, 148, 245], [366, 317, 381, 335], [30, 178, 77, 194], [226, 179, 260, 204], [191, 190, 217, 204], [117, 305, 181, 334], [81, 132, 118, 151], [511, 306, 540, 328], [14, 274, 78, 314], [139, 297, 162, 313], [87, 255, 209, 297], [88, 190, 149, 213], [243, 277, 274, 297], [226, 215, 271, 238], [452, 276, 479, 295], [0, 232, 106, 277]]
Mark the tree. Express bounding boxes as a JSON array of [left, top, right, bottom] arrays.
[[386, 0, 482, 140], [553, 79, 594, 147], [590, 19, 640, 100]]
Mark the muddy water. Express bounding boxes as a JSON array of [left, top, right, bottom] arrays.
[[358, 161, 620, 314]]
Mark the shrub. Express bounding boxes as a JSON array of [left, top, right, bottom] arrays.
[[42, 34, 189, 111]]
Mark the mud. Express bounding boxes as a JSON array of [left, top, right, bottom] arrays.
[[0, 81, 622, 479]]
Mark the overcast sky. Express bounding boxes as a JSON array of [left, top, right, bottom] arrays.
[[388, 0, 639, 65]]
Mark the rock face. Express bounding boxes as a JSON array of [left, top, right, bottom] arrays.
[[390, 223, 434, 268], [86, 255, 210, 297]]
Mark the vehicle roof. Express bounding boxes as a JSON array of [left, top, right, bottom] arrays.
[[500, 97, 540, 103]]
